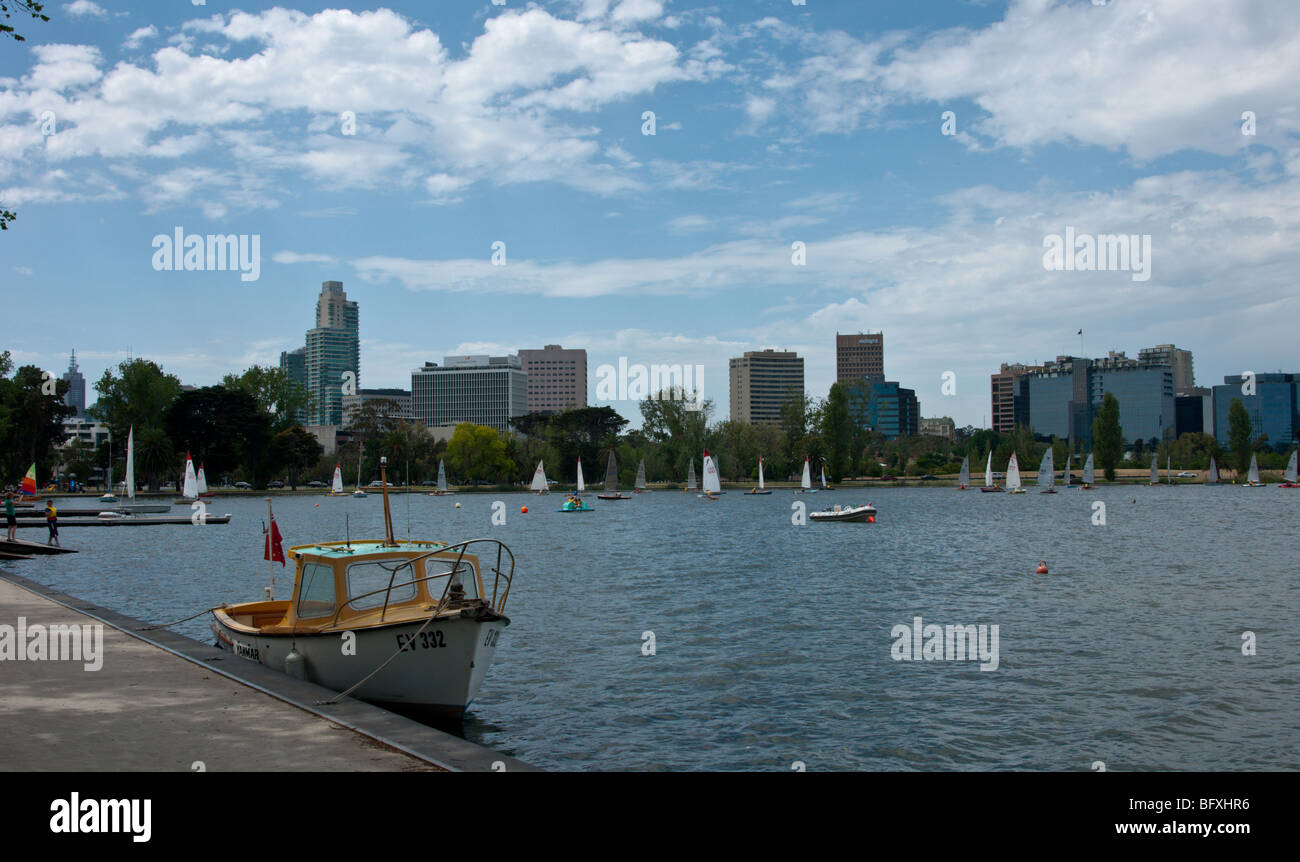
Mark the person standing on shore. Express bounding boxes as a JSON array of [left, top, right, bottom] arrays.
[[4, 493, 16, 541], [44, 500, 60, 547]]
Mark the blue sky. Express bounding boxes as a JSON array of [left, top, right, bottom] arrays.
[[4, 0, 1299, 428]]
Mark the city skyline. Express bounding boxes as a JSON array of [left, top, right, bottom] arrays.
[[5, 1, 1300, 429]]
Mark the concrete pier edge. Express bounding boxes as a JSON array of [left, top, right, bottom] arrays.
[[0, 571, 538, 773]]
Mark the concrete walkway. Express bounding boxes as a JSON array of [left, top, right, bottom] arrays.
[[0, 574, 536, 772]]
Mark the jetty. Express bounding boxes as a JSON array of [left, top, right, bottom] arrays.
[[12, 515, 231, 527], [0, 538, 77, 556], [0, 572, 537, 772]]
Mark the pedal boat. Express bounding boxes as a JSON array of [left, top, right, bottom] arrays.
[[211, 467, 515, 722]]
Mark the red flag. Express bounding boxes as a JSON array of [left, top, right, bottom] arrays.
[[264, 517, 285, 567]]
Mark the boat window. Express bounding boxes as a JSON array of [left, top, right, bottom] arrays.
[[346, 561, 417, 610], [296, 563, 337, 620], [426, 556, 480, 601]]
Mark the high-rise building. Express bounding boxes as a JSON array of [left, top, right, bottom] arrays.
[[1212, 373, 1300, 452], [990, 363, 1043, 432], [61, 350, 86, 420], [729, 349, 804, 425], [303, 281, 359, 426], [411, 355, 528, 433], [1020, 355, 1175, 446], [518, 344, 587, 413], [836, 332, 884, 384], [1138, 344, 1194, 392], [844, 379, 919, 439], [279, 347, 308, 422]]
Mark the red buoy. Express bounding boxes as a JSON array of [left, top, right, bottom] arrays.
[[521, 506, 528, 514], [1035, 561, 1048, 574], [867, 515, 876, 523]]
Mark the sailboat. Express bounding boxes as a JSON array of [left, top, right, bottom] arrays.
[[820, 463, 830, 490], [325, 462, 347, 496], [698, 450, 722, 499], [576, 457, 585, 493], [685, 459, 697, 493], [196, 463, 214, 498], [957, 455, 970, 489], [530, 461, 549, 494], [1279, 450, 1299, 488], [1244, 453, 1266, 487], [1080, 452, 1095, 488], [106, 427, 168, 514], [1037, 448, 1056, 493], [99, 433, 118, 502], [598, 451, 630, 500], [794, 456, 817, 493], [1148, 453, 1160, 486], [1006, 453, 1025, 493], [429, 458, 454, 496], [634, 460, 649, 493], [1206, 456, 1220, 485], [177, 452, 201, 502], [352, 448, 368, 498], [20, 462, 39, 499], [979, 452, 1002, 492], [559, 458, 592, 512], [745, 457, 772, 494]]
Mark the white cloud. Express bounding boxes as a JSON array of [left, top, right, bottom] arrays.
[[123, 26, 158, 50], [273, 251, 337, 265], [63, 1, 107, 18]]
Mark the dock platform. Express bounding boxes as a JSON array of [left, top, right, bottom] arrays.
[[0, 573, 536, 772]]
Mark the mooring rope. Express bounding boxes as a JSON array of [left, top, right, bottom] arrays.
[[315, 596, 451, 706], [137, 603, 228, 631]]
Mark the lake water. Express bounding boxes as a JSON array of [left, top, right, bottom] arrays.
[[7, 486, 1297, 771]]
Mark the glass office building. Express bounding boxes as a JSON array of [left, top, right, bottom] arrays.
[[1212, 373, 1299, 451], [844, 379, 919, 439]]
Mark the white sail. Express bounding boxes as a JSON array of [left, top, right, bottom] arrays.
[[1149, 453, 1159, 484], [355, 448, 365, 492], [1083, 453, 1094, 484], [702, 451, 721, 494], [577, 458, 585, 492], [331, 463, 344, 494], [124, 426, 134, 501], [1208, 457, 1219, 483], [1037, 448, 1054, 487], [1286, 451, 1298, 484], [197, 464, 208, 495], [530, 461, 548, 492], [758, 457, 765, 490], [1248, 453, 1260, 484], [437, 459, 447, 492], [984, 452, 993, 487], [958, 455, 969, 487], [801, 457, 812, 489], [635, 460, 647, 490], [686, 460, 697, 490], [1006, 453, 1021, 490], [182, 453, 198, 499], [820, 463, 828, 489]]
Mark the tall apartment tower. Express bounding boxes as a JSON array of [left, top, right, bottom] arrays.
[[517, 344, 587, 413], [836, 332, 884, 384], [1138, 344, 1194, 392], [990, 362, 1043, 433], [729, 349, 804, 425], [304, 281, 359, 426], [61, 350, 86, 420]]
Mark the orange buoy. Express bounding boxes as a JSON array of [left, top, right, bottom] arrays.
[[1035, 561, 1048, 574], [867, 515, 875, 523], [521, 505, 529, 513]]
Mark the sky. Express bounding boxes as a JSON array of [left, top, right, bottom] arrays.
[[3, 0, 1299, 428]]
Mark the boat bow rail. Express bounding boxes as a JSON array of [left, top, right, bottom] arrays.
[[319, 538, 517, 627]]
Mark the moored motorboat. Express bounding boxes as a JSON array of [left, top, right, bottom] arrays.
[[210, 459, 515, 722], [809, 503, 877, 523]]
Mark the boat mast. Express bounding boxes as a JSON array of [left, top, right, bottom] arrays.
[[380, 456, 395, 546]]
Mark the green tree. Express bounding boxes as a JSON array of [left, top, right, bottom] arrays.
[[820, 383, 853, 482], [1226, 397, 1254, 476], [222, 365, 311, 434], [1091, 392, 1122, 481], [446, 423, 513, 484], [266, 426, 324, 490], [0, 356, 75, 483], [163, 386, 272, 486], [89, 358, 182, 441]]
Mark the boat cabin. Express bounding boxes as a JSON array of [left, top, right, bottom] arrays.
[[222, 540, 490, 635]]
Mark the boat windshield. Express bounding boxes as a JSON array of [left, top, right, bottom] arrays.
[[346, 560, 418, 610], [297, 563, 337, 619], [427, 555, 480, 601]]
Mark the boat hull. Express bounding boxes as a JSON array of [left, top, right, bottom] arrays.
[[211, 611, 508, 721], [809, 506, 876, 523]]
